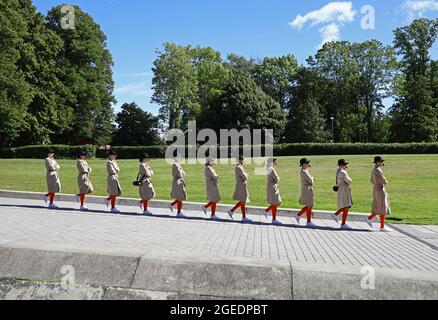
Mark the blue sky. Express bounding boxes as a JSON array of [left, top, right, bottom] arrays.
[[33, 0, 438, 115]]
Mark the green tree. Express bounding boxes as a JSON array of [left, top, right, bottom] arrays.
[[152, 43, 199, 130], [46, 5, 116, 145], [200, 72, 286, 142], [390, 18, 438, 142], [112, 103, 160, 146], [253, 54, 299, 109]]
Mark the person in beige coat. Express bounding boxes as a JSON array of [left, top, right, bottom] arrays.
[[331, 159, 353, 230], [366, 156, 391, 232], [294, 158, 317, 228], [43, 149, 61, 209], [75, 151, 94, 211], [169, 155, 187, 218], [137, 153, 156, 216], [105, 150, 122, 213], [228, 155, 252, 223], [264, 158, 282, 225], [202, 158, 222, 220]]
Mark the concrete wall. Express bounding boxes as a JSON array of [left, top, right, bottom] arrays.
[[0, 241, 437, 300]]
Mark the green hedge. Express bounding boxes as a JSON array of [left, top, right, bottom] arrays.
[[0, 145, 96, 159], [1, 143, 438, 159]]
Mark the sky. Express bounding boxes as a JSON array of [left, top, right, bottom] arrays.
[[33, 0, 438, 115]]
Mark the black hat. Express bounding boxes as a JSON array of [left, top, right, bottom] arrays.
[[78, 150, 87, 157], [373, 156, 385, 163], [47, 149, 55, 155], [139, 153, 150, 162], [108, 149, 117, 156], [338, 159, 349, 166], [238, 155, 245, 161], [300, 158, 310, 167]]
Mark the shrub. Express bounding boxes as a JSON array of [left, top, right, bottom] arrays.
[[0, 145, 96, 159]]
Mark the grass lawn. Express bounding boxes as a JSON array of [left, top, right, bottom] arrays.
[[0, 155, 437, 225]]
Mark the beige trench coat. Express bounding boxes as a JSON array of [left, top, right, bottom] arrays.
[[138, 163, 156, 201], [45, 158, 61, 193], [337, 169, 353, 209], [233, 164, 250, 203], [107, 160, 122, 196], [171, 163, 187, 201], [266, 167, 282, 205], [299, 168, 314, 207], [205, 166, 221, 203], [77, 159, 94, 194], [371, 167, 391, 216]]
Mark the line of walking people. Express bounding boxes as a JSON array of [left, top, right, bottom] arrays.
[[43, 149, 391, 232]]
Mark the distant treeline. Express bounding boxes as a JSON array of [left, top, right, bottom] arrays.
[[2, 143, 438, 159], [0, 1, 437, 148]]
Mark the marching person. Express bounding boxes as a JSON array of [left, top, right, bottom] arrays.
[[43, 149, 61, 209], [331, 159, 353, 230], [169, 155, 187, 218], [366, 156, 391, 232], [138, 153, 156, 216], [294, 158, 317, 228], [228, 155, 252, 223], [202, 158, 222, 220], [265, 158, 282, 225], [105, 150, 122, 213], [75, 151, 94, 211]]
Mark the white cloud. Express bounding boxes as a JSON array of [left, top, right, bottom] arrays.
[[289, 2, 356, 29], [403, 0, 438, 20], [318, 23, 341, 48], [289, 2, 355, 49], [114, 82, 153, 97]]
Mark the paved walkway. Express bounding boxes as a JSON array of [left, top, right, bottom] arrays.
[[1, 197, 438, 273]]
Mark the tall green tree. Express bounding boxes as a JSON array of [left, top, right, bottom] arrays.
[[46, 5, 116, 145], [390, 18, 438, 142], [199, 72, 286, 142], [112, 103, 160, 146], [0, 0, 33, 147], [152, 43, 199, 130], [253, 54, 299, 109]]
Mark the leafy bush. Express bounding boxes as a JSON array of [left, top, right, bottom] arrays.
[[2, 143, 438, 159], [0, 145, 96, 159]]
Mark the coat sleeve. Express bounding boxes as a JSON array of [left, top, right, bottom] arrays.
[[238, 166, 248, 181], [340, 171, 352, 185], [78, 161, 89, 174], [209, 168, 219, 182], [107, 161, 117, 174], [376, 169, 388, 185], [46, 159, 57, 171], [270, 169, 279, 183], [304, 171, 314, 186], [172, 164, 182, 179]]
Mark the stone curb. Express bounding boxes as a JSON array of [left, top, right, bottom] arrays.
[[0, 189, 370, 222], [0, 241, 437, 300]]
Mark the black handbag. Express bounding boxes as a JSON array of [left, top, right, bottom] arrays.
[[133, 174, 145, 187], [333, 169, 339, 192]]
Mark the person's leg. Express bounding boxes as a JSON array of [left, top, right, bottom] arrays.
[[298, 207, 307, 217], [177, 200, 183, 214], [272, 205, 278, 221], [335, 208, 344, 216], [171, 199, 178, 207], [80, 194, 85, 207], [143, 200, 148, 211], [111, 196, 116, 209], [368, 214, 378, 220], [211, 202, 217, 216], [241, 203, 247, 219], [231, 202, 242, 213], [380, 215, 385, 229], [341, 208, 349, 225], [306, 207, 313, 224], [49, 192, 55, 205], [205, 201, 213, 209], [265, 205, 273, 213]]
